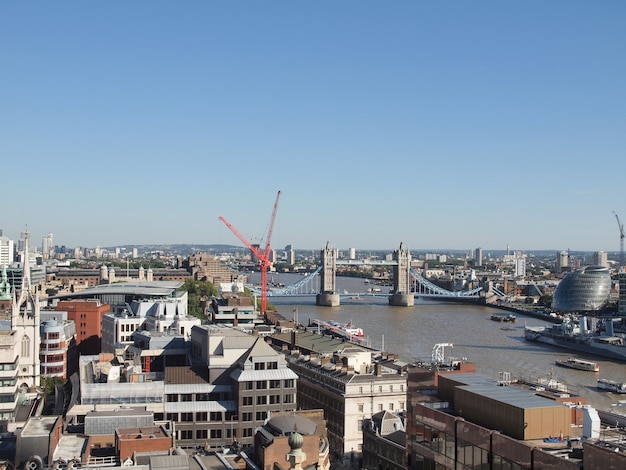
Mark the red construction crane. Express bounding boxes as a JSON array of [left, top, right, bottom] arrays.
[[219, 190, 282, 314]]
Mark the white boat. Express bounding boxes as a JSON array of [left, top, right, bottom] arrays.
[[597, 378, 626, 393], [555, 357, 600, 372], [308, 319, 366, 344]]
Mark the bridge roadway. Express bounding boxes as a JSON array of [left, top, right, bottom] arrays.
[[247, 269, 484, 302]]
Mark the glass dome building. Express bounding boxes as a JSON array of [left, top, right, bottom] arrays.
[[551, 265, 611, 312]]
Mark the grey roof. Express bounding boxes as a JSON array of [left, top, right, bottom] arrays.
[[231, 368, 298, 382], [266, 414, 317, 436], [443, 373, 565, 409], [149, 454, 190, 470], [52, 281, 184, 299]]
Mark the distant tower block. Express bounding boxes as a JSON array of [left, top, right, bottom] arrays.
[[389, 242, 414, 306], [317, 242, 340, 307]]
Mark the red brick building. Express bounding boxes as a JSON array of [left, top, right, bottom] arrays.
[[56, 299, 110, 355], [115, 425, 174, 461]]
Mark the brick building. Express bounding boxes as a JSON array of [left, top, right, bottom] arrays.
[[56, 299, 110, 355]]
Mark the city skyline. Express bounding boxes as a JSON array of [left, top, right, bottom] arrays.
[[2, 2, 625, 252]]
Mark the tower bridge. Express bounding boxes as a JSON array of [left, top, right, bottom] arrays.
[[248, 242, 484, 307]]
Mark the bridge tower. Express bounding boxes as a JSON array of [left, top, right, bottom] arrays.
[[316, 242, 341, 307], [389, 242, 414, 306]]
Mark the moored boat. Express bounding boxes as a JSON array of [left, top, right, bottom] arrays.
[[555, 357, 600, 372], [491, 314, 517, 322], [597, 378, 626, 394], [308, 319, 366, 344], [524, 317, 626, 362]]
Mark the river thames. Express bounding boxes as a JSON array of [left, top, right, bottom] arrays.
[[256, 272, 626, 413]]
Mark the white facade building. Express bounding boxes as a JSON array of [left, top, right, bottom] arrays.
[[101, 293, 199, 354], [0, 235, 14, 267]]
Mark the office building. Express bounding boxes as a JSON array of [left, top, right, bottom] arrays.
[[593, 251, 609, 268], [551, 265, 611, 312], [0, 234, 14, 267]]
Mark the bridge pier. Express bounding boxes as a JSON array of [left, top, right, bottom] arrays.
[[317, 242, 341, 306], [316, 293, 341, 307], [388, 242, 413, 306], [388, 293, 414, 307]]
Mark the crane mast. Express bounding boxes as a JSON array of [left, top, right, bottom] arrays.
[[613, 211, 624, 268], [219, 191, 282, 315]]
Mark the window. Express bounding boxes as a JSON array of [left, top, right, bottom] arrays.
[[284, 394, 294, 404], [256, 411, 266, 421], [378, 404, 383, 411], [210, 429, 222, 439], [284, 379, 294, 388], [242, 413, 252, 422], [268, 361, 278, 369], [270, 395, 280, 404], [243, 428, 253, 437], [256, 381, 267, 390], [399, 402, 405, 410], [181, 394, 193, 402], [180, 430, 192, 440], [242, 396, 253, 406], [196, 412, 207, 421], [210, 412, 222, 421], [181, 413, 193, 422], [358, 404, 364, 412], [269, 380, 281, 389], [256, 396, 267, 405], [254, 362, 265, 370], [242, 382, 253, 390], [390, 385, 394, 392], [167, 413, 178, 421], [196, 429, 207, 439], [389, 403, 394, 410]]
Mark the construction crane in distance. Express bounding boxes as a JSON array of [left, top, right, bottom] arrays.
[[613, 211, 624, 268], [219, 190, 282, 314]]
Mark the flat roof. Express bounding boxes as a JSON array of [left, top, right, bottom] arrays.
[[441, 373, 565, 409], [52, 281, 184, 299]]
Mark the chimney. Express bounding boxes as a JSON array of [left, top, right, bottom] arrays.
[[291, 330, 297, 349]]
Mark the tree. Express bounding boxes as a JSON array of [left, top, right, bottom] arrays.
[[180, 279, 218, 319]]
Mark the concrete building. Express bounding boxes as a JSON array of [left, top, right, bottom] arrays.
[[0, 235, 14, 267], [474, 247, 483, 267], [593, 250, 609, 268], [183, 253, 244, 284], [66, 354, 166, 424], [556, 250, 569, 272], [101, 293, 198, 354], [270, 329, 408, 457], [184, 325, 299, 449], [39, 318, 77, 379], [515, 255, 526, 278], [14, 415, 63, 469], [208, 283, 263, 328], [405, 363, 587, 469]]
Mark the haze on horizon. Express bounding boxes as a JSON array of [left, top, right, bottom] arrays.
[[2, 2, 625, 253]]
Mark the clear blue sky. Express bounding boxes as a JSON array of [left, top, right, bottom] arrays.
[[2, 1, 625, 253]]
